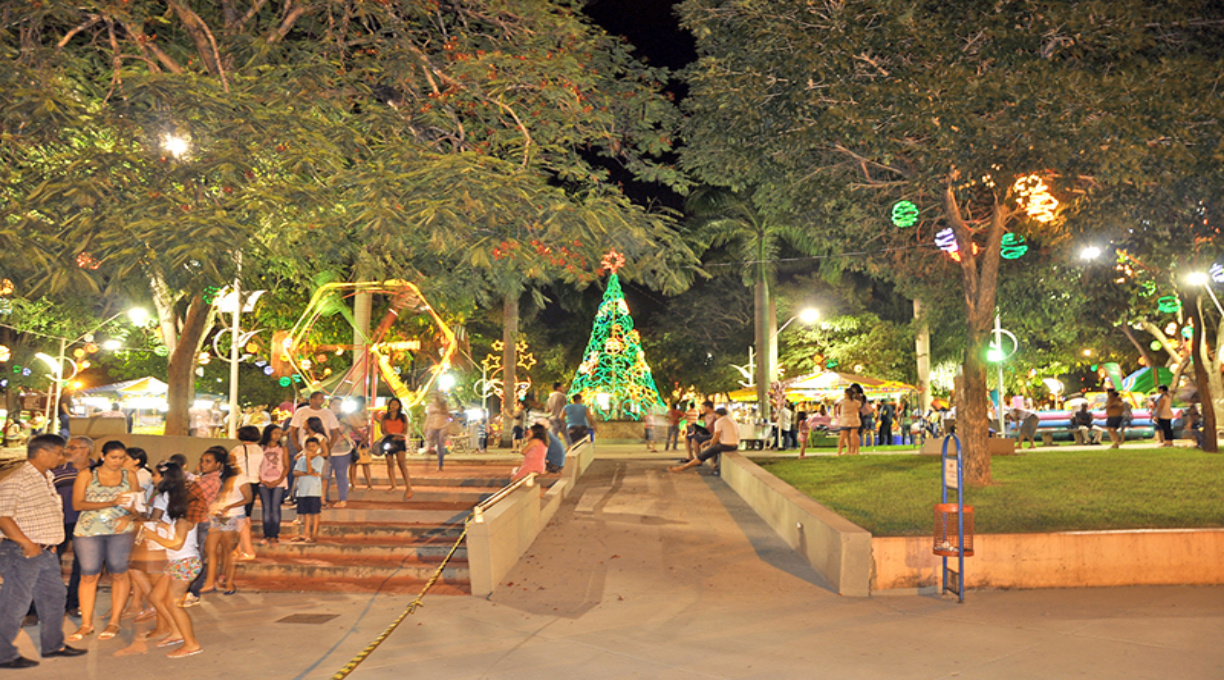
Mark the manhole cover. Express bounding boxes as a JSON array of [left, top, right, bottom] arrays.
[[277, 614, 339, 625]]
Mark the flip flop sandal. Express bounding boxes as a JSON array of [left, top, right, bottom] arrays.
[[157, 638, 185, 648], [98, 624, 121, 641], [167, 647, 203, 659], [66, 627, 94, 642]]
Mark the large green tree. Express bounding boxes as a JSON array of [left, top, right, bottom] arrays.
[[680, 0, 1224, 482], [3, 0, 694, 434]]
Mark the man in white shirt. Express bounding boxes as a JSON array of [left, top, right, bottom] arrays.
[[776, 404, 793, 450], [670, 407, 739, 473], [288, 391, 341, 448], [545, 383, 569, 444]]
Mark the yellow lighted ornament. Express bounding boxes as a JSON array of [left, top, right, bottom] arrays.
[[0, 346, 9, 362], [1012, 174, 1059, 223]]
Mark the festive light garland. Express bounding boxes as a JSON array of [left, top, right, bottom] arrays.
[[1012, 174, 1059, 223], [479, 340, 535, 402], [1000, 233, 1029, 259], [1211, 263, 1224, 284], [568, 252, 665, 421], [1157, 296, 1181, 314], [891, 200, 919, 227]]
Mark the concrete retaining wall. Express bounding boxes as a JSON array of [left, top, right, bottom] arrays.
[[873, 528, 1224, 590], [85, 433, 239, 467], [720, 452, 873, 597], [467, 440, 594, 597]]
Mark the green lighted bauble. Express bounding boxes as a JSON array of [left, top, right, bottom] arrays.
[[1157, 296, 1181, 313], [278, 376, 291, 387], [1150, 340, 1162, 351], [153, 346, 169, 357], [826, 359, 839, 369], [891, 200, 919, 227], [1000, 233, 1029, 259]]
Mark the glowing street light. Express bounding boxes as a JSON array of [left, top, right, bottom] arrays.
[[162, 133, 191, 159], [101, 339, 123, 351], [1079, 246, 1103, 261], [776, 307, 821, 336], [1187, 271, 1224, 316], [128, 307, 150, 326]]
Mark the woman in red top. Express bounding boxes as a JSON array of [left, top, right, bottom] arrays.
[[378, 398, 414, 500]]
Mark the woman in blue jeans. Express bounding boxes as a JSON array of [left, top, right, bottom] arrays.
[[68, 442, 136, 642], [256, 424, 291, 543]]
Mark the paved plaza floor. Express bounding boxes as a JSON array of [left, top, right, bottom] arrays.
[[8, 448, 1223, 679]]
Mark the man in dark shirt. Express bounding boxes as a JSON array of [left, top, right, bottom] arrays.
[[1072, 403, 1103, 445], [50, 436, 93, 614]]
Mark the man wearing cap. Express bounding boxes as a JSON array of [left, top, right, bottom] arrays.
[[669, 407, 739, 474], [0, 434, 88, 668]]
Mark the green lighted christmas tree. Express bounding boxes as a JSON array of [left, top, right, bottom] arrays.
[[568, 251, 666, 421]]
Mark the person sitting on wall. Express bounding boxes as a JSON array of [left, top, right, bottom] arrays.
[[1071, 403, 1103, 445], [669, 407, 739, 475]]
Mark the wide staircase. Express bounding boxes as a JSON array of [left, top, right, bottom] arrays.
[[239, 459, 515, 596]]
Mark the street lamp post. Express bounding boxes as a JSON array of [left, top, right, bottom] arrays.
[[1186, 271, 1224, 317], [986, 313, 1019, 437], [42, 307, 147, 435]]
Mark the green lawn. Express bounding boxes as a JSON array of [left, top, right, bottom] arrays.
[[757, 448, 1224, 536]]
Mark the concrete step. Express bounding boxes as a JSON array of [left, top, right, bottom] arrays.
[[236, 554, 468, 583], [255, 538, 467, 562], [343, 476, 512, 488], [230, 575, 470, 595], [256, 521, 465, 541], [340, 487, 498, 503]]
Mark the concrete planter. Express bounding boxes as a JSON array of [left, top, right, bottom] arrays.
[[723, 453, 1224, 595]]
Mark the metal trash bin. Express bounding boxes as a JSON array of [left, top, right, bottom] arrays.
[[933, 503, 974, 557]]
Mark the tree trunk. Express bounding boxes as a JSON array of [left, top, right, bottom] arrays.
[[352, 291, 372, 401], [163, 293, 211, 436], [499, 291, 519, 448], [945, 188, 1007, 486], [754, 279, 772, 423], [1188, 293, 1219, 451], [149, 272, 180, 355], [914, 298, 932, 412]]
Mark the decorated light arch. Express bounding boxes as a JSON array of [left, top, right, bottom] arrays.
[[283, 280, 457, 407]]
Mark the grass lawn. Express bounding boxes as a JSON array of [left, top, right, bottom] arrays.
[[757, 448, 1224, 536]]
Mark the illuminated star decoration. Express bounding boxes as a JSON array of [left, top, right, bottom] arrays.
[[479, 340, 535, 401], [1157, 296, 1181, 314], [1000, 233, 1029, 259], [601, 250, 626, 274], [1012, 174, 1059, 223], [891, 200, 919, 227], [934, 228, 981, 262]]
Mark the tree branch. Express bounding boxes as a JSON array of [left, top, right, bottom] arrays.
[[268, 4, 311, 43], [57, 14, 100, 49]]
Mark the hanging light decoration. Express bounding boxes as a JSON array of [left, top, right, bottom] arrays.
[[1012, 174, 1059, 223], [1157, 296, 1181, 314], [1000, 233, 1029, 259], [891, 200, 919, 227]]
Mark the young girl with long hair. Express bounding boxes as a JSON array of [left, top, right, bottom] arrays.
[[257, 424, 290, 543], [378, 398, 414, 500], [199, 451, 250, 596], [139, 461, 203, 657]]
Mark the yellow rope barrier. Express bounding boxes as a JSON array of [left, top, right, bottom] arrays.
[[329, 518, 471, 680]]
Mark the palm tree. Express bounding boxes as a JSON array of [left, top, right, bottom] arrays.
[[685, 186, 823, 420]]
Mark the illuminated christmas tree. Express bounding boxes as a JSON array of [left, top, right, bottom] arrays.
[[569, 252, 666, 421]]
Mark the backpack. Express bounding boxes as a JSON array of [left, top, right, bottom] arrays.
[[259, 447, 283, 483]]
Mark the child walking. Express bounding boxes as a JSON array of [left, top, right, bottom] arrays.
[[293, 437, 325, 543]]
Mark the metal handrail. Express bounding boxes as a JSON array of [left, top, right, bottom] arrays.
[[471, 472, 536, 524]]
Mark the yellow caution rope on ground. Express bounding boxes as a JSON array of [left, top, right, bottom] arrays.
[[330, 518, 471, 680]]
